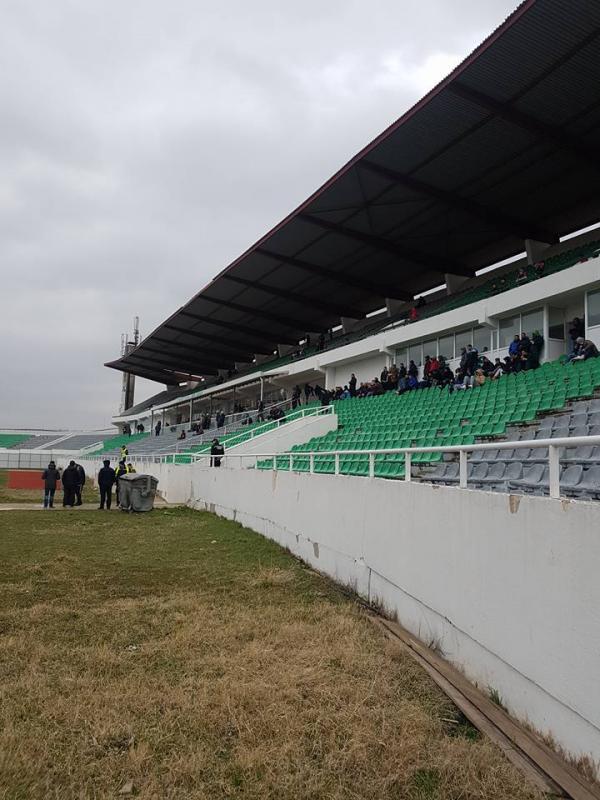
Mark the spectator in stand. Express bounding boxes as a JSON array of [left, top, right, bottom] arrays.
[[210, 439, 225, 467], [571, 337, 600, 361], [74, 463, 86, 507], [97, 460, 116, 511], [568, 317, 585, 350], [380, 366, 389, 388], [317, 333, 325, 351], [178, 429, 186, 440], [291, 385, 301, 409], [508, 334, 521, 367], [533, 261, 545, 279], [527, 331, 544, 370], [474, 368, 486, 387], [257, 399, 265, 422], [416, 296, 426, 309], [61, 461, 80, 508], [408, 360, 418, 379], [304, 384, 314, 404], [491, 358, 504, 380], [480, 356, 495, 376], [349, 373, 357, 397], [41, 460, 60, 509], [465, 345, 479, 377], [438, 362, 454, 389], [340, 385, 351, 399], [516, 265, 528, 284], [429, 354, 440, 380], [409, 306, 418, 322], [397, 363, 407, 391], [154, 419, 162, 436], [503, 356, 514, 374]]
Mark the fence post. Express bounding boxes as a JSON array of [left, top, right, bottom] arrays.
[[369, 452, 375, 478], [459, 450, 468, 488], [404, 452, 412, 482], [334, 453, 340, 475], [549, 444, 560, 499], [309, 453, 314, 474]]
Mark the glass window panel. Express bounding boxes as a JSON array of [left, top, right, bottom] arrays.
[[499, 316, 519, 349], [548, 307, 565, 339], [408, 343, 422, 366], [395, 348, 408, 366], [491, 327, 499, 350], [455, 329, 472, 354], [422, 339, 437, 359], [473, 326, 491, 353], [437, 334, 454, 360], [588, 289, 600, 328], [521, 307, 543, 337]]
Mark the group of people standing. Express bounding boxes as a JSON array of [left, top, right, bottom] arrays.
[[41, 458, 136, 510], [41, 460, 86, 509]]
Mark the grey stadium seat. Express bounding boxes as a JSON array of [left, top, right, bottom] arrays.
[[509, 463, 546, 492], [588, 412, 600, 426], [551, 427, 570, 439], [561, 465, 584, 495], [571, 425, 590, 437], [572, 466, 600, 499], [569, 412, 588, 428]]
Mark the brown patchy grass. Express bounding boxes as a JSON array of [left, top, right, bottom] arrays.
[[0, 468, 98, 505], [0, 508, 543, 800]]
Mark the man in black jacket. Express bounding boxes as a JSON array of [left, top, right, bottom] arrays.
[[74, 463, 86, 506], [210, 438, 225, 467], [97, 460, 116, 510], [61, 461, 79, 507], [41, 461, 60, 509]]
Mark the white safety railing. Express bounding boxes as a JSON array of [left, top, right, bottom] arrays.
[[183, 434, 600, 500]]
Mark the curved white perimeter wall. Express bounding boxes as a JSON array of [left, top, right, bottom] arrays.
[[157, 465, 600, 770]]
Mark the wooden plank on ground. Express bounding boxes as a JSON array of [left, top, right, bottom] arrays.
[[371, 616, 600, 800]]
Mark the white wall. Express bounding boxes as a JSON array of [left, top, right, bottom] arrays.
[[333, 353, 386, 388], [156, 464, 600, 769]]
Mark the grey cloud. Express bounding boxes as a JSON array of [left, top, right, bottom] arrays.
[[0, 0, 518, 429]]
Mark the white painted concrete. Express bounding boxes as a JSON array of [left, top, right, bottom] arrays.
[[225, 411, 337, 457], [154, 464, 600, 769]]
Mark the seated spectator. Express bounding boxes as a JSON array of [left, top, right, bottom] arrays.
[[438, 363, 454, 388], [340, 385, 351, 400], [516, 265, 528, 284], [178, 429, 186, 440], [503, 356, 513, 374], [406, 374, 419, 391], [508, 334, 521, 366], [380, 366, 389, 387], [491, 358, 504, 380], [370, 378, 384, 396], [423, 355, 432, 380], [388, 363, 399, 389], [571, 337, 599, 361], [408, 360, 418, 379], [474, 368, 486, 387], [480, 355, 495, 376], [533, 260, 545, 279], [409, 306, 418, 322]]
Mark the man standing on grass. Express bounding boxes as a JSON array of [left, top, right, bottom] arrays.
[[74, 463, 86, 506], [41, 460, 60, 509], [97, 460, 116, 510], [61, 461, 79, 507], [114, 460, 127, 506]]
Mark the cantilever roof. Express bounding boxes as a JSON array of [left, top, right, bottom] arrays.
[[107, 0, 600, 385]]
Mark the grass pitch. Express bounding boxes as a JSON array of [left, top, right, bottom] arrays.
[[0, 507, 542, 799]]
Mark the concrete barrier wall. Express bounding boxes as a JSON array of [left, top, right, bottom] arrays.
[[156, 464, 600, 768]]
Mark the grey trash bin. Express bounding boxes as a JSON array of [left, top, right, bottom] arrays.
[[119, 473, 159, 512]]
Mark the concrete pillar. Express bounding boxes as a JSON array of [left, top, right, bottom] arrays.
[[445, 274, 470, 295], [525, 239, 552, 265], [260, 377, 264, 401], [189, 400, 193, 423]]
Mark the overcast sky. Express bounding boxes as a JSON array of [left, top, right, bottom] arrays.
[[0, 0, 519, 430]]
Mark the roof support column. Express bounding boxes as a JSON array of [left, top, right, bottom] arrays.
[[525, 238, 553, 265], [340, 317, 361, 334], [445, 273, 470, 295]]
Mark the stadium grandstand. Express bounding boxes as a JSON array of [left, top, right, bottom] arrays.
[[4, 0, 600, 775]]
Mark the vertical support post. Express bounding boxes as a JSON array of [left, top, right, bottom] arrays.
[[189, 399, 193, 424], [404, 452, 412, 482], [260, 376, 264, 401], [549, 444, 560, 499], [162, 409, 165, 434], [310, 453, 314, 474], [459, 450, 468, 488], [369, 452, 375, 478], [334, 453, 340, 475]]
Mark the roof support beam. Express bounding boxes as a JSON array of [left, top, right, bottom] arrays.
[[177, 311, 297, 346], [149, 337, 254, 363], [163, 324, 273, 355], [447, 82, 600, 171], [222, 274, 364, 319], [138, 344, 242, 369], [299, 213, 474, 277], [359, 159, 558, 244], [200, 294, 328, 333], [126, 353, 219, 376], [256, 247, 413, 301], [104, 360, 180, 385]]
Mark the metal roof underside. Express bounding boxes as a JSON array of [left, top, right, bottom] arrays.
[[107, 0, 600, 384]]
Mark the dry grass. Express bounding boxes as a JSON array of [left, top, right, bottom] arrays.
[[0, 507, 543, 799], [0, 469, 99, 505]]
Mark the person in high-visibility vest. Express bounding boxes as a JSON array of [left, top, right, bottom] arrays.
[[120, 444, 129, 461]]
